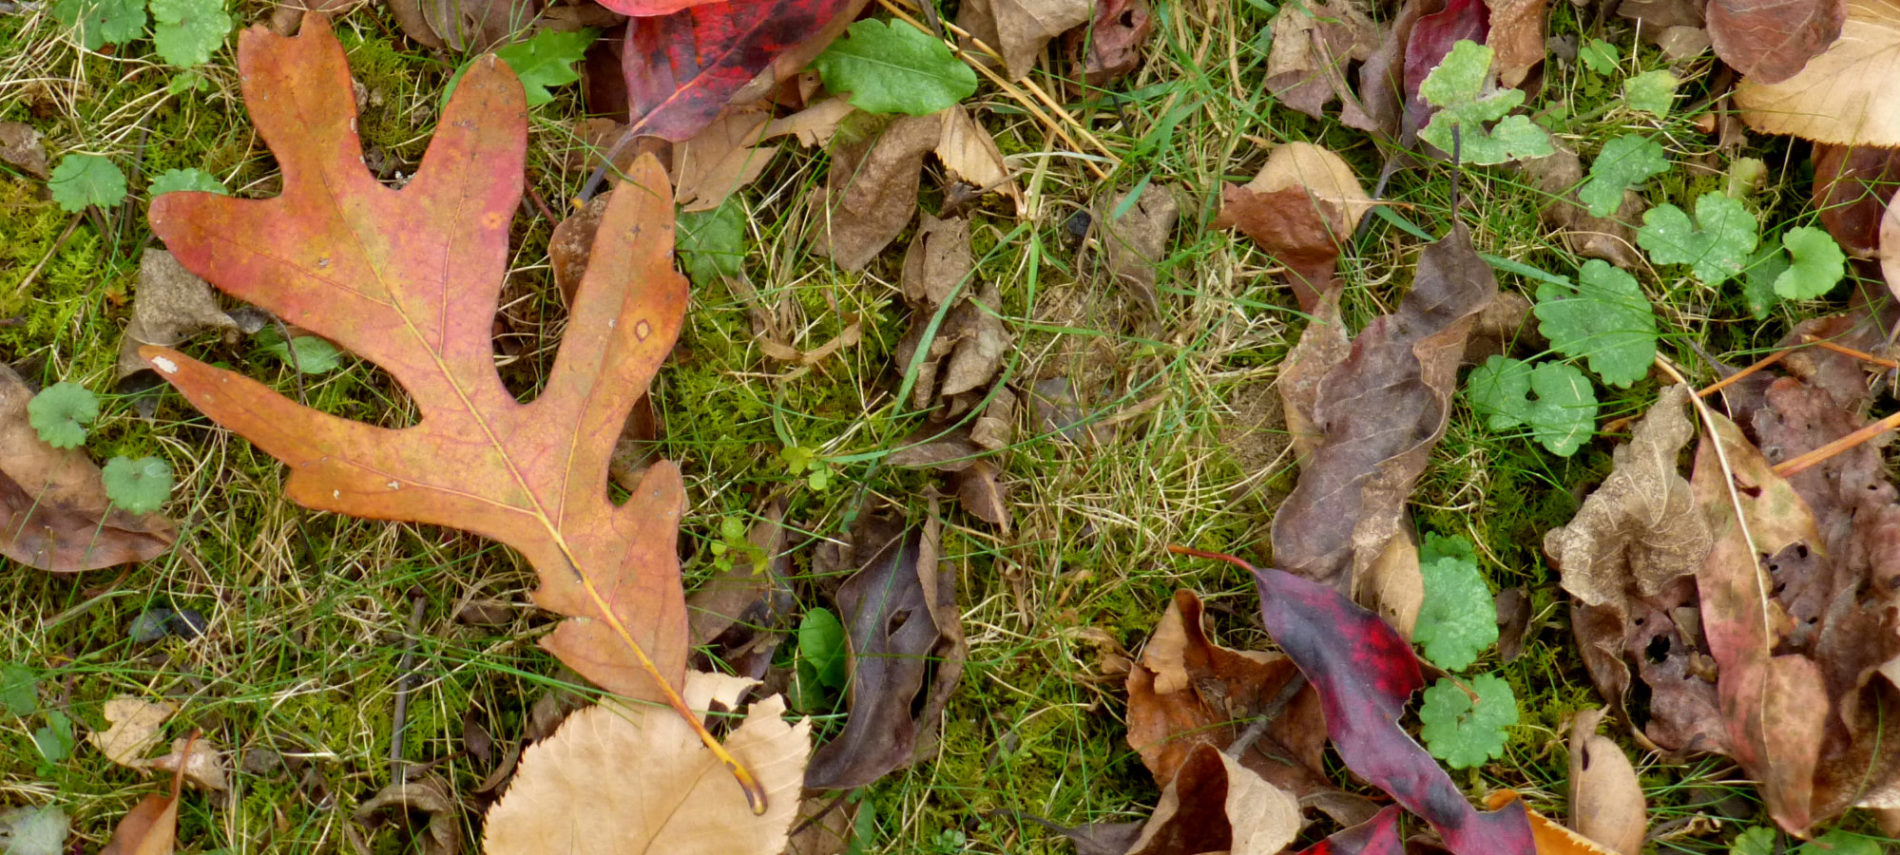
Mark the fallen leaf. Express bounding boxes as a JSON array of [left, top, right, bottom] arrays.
[[1269, 224, 1497, 602], [1568, 708, 1646, 854], [1216, 142, 1372, 311], [0, 364, 175, 572], [420, 0, 536, 51], [1403, 0, 1491, 137], [349, 774, 459, 855], [485, 672, 808, 853], [602, 0, 726, 14], [0, 121, 50, 178], [886, 425, 984, 471], [1709, 0, 1845, 83], [0, 805, 69, 855], [1238, 557, 1535, 854], [1278, 291, 1352, 462], [141, 21, 707, 742], [148, 736, 230, 793], [1813, 143, 1900, 256], [956, 0, 1091, 80], [117, 249, 239, 380], [1265, 0, 1381, 127], [1068, 0, 1154, 83], [1735, 0, 1900, 146], [1886, 185, 1900, 291], [90, 698, 178, 769], [895, 280, 1013, 408], [1099, 183, 1180, 312], [1483, 791, 1625, 855], [1124, 742, 1303, 855], [759, 316, 862, 367], [970, 387, 1015, 449], [762, 95, 856, 147], [1125, 590, 1331, 797], [622, 0, 862, 142], [813, 113, 941, 271], [1494, 585, 1531, 661], [1483, 0, 1546, 86], [951, 459, 1011, 532], [902, 212, 974, 308], [1290, 806, 1404, 854], [805, 525, 964, 788], [672, 105, 777, 212], [784, 796, 857, 855], [685, 500, 791, 651], [99, 734, 193, 855], [935, 104, 1023, 215]]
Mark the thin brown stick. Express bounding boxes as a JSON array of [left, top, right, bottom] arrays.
[[388, 589, 428, 781], [1602, 349, 1789, 433], [1772, 409, 1900, 478], [1800, 335, 1900, 370]]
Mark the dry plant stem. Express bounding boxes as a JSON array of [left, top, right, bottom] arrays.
[[1167, 543, 1258, 573], [1225, 672, 1308, 759], [1602, 349, 1790, 433], [1771, 409, 1900, 478], [11, 213, 82, 297], [1800, 334, 1900, 369], [388, 589, 428, 781]]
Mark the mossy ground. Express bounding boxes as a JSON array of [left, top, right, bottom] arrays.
[[0, 0, 1884, 853]]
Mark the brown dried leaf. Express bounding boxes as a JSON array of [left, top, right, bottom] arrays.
[[760, 317, 862, 367], [117, 249, 239, 380], [805, 526, 964, 789], [420, 0, 536, 51], [1099, 183, 1180, 312], [99, 792, 178, 855], [148, 737, 229, 793], [1517, 147, 1645, 269], [952, 459, 1011, 532], [785, 796, 856, 855], [1269, 224, 1496, 597], [686, 500, 788, 647], [902, 212, 974, 307], [1485, 0, 1548, 86], [1216, 143, 1371, 312], [0, 121, 49, 179], [1709, 0, 1845, 83], [956, 0, 1092, 80], [1264, 0, 1380, 127], [936, 104, 1023, 215], [1814, 143, 1900, 257], [813, 114, 940, 271], [938, 283, 1012, 397], [349, 775, 460, 855], [0, 364, 175, 572], [1885, 181, 1900, 290], [90, 698, 178, 769], [1069, 0, 1154, 84], [1125, 743, 1303, 855], [1278, 291, 1350, 462], [886, 426, 984, 471], [762, 96, 856, 148], [1125, 591, 1330, 797], [483, 673, 807, 854], [1495, 586, 1531, 661], [1568, 708, 1646, 855], [1735, 0, 1900, 146]]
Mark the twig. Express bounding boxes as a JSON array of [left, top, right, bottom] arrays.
[[388, 589, 428, 781], [1602, 349, 1789, 433], [1226, 673, 1307, 760], [1800, 334, 1900, 370], [11, 213, 83, 297]]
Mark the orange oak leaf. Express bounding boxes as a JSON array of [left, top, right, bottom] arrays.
[[138, 18, 764, 809]]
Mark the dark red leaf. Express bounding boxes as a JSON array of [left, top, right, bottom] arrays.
[[1403, 0, 1489, 136], [1708, 0, 1844, 84], [1176, 550, 1535, 855], [1294, 806, 1406, 855], [622, 0, 860, 141], [1812, 143, 1900, 257]]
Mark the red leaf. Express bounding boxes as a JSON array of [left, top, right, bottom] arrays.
[[603, 0, 724, 15], [1294, 806, 1405, 855], [622, 0, 861, 141], [1166, 547, 1534, 855], [1403, 0, 1490, 136], [1708, 0, 1845, 83]]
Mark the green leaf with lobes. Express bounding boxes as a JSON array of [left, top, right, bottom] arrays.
[[149, 168, 229, 197], [1579, 135, 1669, 218], [1414, 552, 1497, 671], [1772, 226, 1846, 299], [1467, 357, 1599, 457], [48, 154, 127, 212], [814, 19, 979, 115], [27, 383, 98, 449], [1417, 40, 1553, 165], [1534, 259, 1658, 388], [1637, 191, 1759, 284], [1418, 673, 1517, 768], [443, 29, 598, 108], [50, 0, 143, 50], [150, 0, 233, 68], [102, 456, 173, 515]]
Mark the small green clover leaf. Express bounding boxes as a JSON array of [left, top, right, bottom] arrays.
[[1414, 552, 1497, 671], [1467, 357, 1599, 457], [1624, 69, 1679, 116], [1578, 38, 1619, 75], [149, 167, 228, 197], [1534, 260, 1658, 388], [150, 0, 232, 67], [102, 456, 173, 514], [1773, 226, 1846, 300], [1418, 40, 1554, 165], [31, 710, 74, 763], [1579, 135, 1669, 218], [47, 154, 127, 212], [1729, 826, 1775, 855], [26, 382, 98, 449], [1637, 191, 1759, 284], [678, 199, 747, 287], [1420, 532, 1477, 565], [814, 19, 979, 116], [1418, 673, 1516, 768], [51, 0, 144, 51], [0, 663, 37, 716]]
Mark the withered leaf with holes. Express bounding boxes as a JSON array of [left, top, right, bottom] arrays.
[[805, 524, 965, 789]]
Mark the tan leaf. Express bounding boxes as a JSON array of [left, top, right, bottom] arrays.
[[762, 96, 856, 148], [673, 107, 778, 213], [148, 737, 229, 793], [89, 698, 177, 769], [955, 0, 1092, 80], [1217, 143, 1370, 311], [935, 104, 1024, 215], [1099, 183, 1181, 312], [349, 774, 460, 855], [1485, 0, 1549, 86], [1883, 181, 1900, 295], [952, 459, 1011, 532], [1263, 0, 1380, 127], [1244, 142, 1374, 230], [118, 249, 239, 379], [483, 672, 809, 854], [901, 212, 974, 307], [1568, 708, 1646, 855], [1125, 743, 1303, 855], [1735, 0, 1900, 145]]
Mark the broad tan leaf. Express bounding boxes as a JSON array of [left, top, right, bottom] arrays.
[[482, 672, 809, 855], [955, 0, 1092, 80], [1125, 742, 1302, 855], [1568, 709, 1646, 855], [1735, 0, 1900, 145], [89, 698, 177, 769]]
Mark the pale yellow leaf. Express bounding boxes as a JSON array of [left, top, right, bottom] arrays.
[[1734, 0, 1900, 145], [89, 698, 176, 769], [482, 671, 809, 855]]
